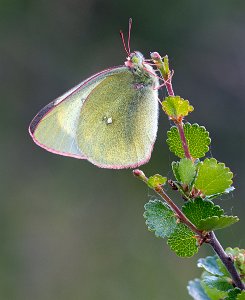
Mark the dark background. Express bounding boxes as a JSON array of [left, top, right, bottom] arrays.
[[1, 0, 244, 299]]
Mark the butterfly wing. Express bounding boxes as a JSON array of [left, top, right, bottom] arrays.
[[76, 69, 159, 168], [29, 65, 159, 168], [29, 67, 126, 158]]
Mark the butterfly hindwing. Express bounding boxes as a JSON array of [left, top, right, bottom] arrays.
[[77, 69, 158, 168]]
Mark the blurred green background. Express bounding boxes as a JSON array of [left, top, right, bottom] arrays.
[[1, 0, 244, 299]]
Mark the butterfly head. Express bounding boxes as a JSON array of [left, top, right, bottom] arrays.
[[125, 51, 144, 68], [120, 19, 158, 87]]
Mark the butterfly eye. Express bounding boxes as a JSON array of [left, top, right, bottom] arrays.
[[131, 55, 139, 64], [130, 51, 144, 66]]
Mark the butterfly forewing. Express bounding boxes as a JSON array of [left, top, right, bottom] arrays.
[[29, 67, 126, 158], [30, 62, 159, 168]]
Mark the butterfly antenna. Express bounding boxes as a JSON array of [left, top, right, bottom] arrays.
[[120, 30, 130, 56], [127, 18, 132, 54]]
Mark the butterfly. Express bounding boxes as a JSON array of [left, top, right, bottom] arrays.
[[29, 19, 160, 169]]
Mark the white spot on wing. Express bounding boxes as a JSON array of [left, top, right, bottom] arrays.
[[107, 117, 113, 124], [103, 116, 113, 125]]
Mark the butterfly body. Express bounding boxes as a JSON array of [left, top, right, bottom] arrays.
[[29, 52, 159, 168]]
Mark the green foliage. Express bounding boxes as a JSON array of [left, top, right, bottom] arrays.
[[197, 255, 224, 276], [189, 248, 245, 300], [167, 223, 198, 257], [144, 200, 177, 238], [182, 198, 223, 227], [162, 96, 194, 119], [167, 123, 211, 159], [225, 288, 243, 300], [147, 174, 167, 188], [172, 158, 196, 185], [182, 198, 238, 231], [225, 248, 245, 277], [140, 53, 241, 298], [202, 275, 233, 291], [198, 215, 239, 231], [194, 158, 233, 196], [144, 201, 199, 257], [237, 291, 245, 300], [171, 157, 234, 200], [201, 281, 228, 300]]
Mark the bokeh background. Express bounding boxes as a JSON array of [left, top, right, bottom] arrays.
[[1, 0, 245, 299]]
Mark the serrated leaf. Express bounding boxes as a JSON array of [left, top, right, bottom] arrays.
[[201, 281, 228, 300], [167, 223, 198, 257], [202, 275, 233, 292], [172, 158, 196, 185], [166, 123, 211, 159], [162, 96, 194, 119], [237, 291, 245, 300], [144, 200, 177, 238], [197, 255, 224, 276], [194, 158, 233, 196], [225, 288, 242, 300], [182, 198, 224, 227], [187, 279, 210, 300], [147, 174, 167, 188], [198, 215, 239, 231]]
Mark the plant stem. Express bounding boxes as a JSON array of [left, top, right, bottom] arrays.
[[165, 76, 175, 96], [150, 54, 244, 290], [158, 64, 192, 160], [154, 185, 203, 237], [133, 170, 203, 237], [155, 185, 245, 290], [174, 121, 192, 160], [208, 231, 245, 290]]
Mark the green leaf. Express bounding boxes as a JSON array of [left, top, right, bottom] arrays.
[[194, 158, 233, 196], [237, 291, 245, 300], [144, 200, 177, 238], [172, 162, 181, 182], [147, 174, 167, 188], [162, 96, 194, 119], [183, 197, 238, 231], [197, 255, 223, 276], [225, 247, 245, 276], [198, 215, 239, 231], [182, 198, 224, 227], [202, 275, 233, 292], [201, 281, 228, 300], [216, 258, 231, 278], [167, 223, 198, 257], [225, 288, 242, 300], [166, 123, 211, 159], [172, 158, 196, 185], [167, 126, 184, 158], [187, 279, 210, 300], [225, 247, 242, 257]]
